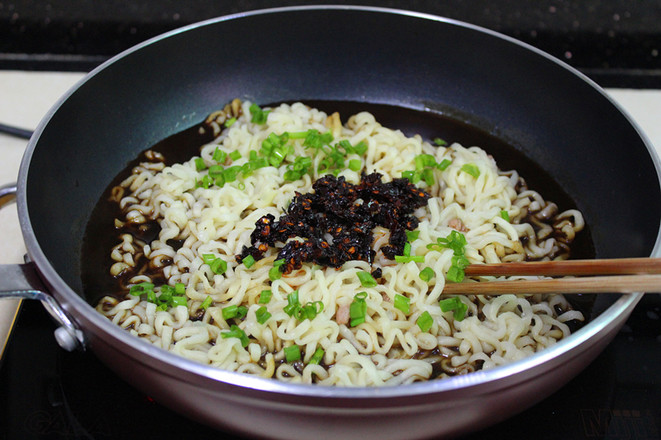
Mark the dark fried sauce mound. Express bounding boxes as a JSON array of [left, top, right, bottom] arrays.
[[237, 172, 430, 274]]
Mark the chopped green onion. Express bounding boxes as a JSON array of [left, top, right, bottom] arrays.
[[258, 289, 272, 304], [208, 165, 224, 178], [222, 324, 249, 347], [357, 271, 377, 287], [402, 170, 421, 183], [422, 168, 435, 186], [213, 147, 227, 163], [406, 230, 420, 242], [416, 310, 433, 332], [269, 265, 282, 281], [243, 255, 256, 268], [249, 103, 269, 124], [224, 117, 236, 127], [200, 296, 213, 310], [427, 230, 467, 254], [295, 301, 325, 321], [446, 255, 470, 283], [229, 150, 241, 161], [348, 159, 362, 171], [255, 306, 271, 324], [303, 130, 334, 150], [427, 231, 469, 282], [403, 242, 411, 257], [210, 258, 228, 275], [200, 174, 213, 189], [174, 283, 185, 295], [394, 255, 425, 263], [147, 290, 157, 304], [353, 141, 368, 155], [283, 291, 323, 321], [284, 345, 301, 362], [283, 291, 300, 317], [129, 282, 154, 296], [171, 296, 187, 307], [195, 157, 206, 171], [273, 258, 286, 267], [288, 130, 309, 139], [283, 170, 301, 181], [202, 254, 216, 265], [446, 266, 464, 283], [223, 165, 241, 182], [222, 305, 248, 320], [349, 292, 368, 327], [500, 210, 510, 222], [415, 154, 437, 171], [222, 305, 238, 320], [393, 294, 410, 314], [419, 267, 435, 282], [214, 175, 226, 188], [440, 297, 468, 321], [308, 347, 325, 365], [437, 159, 452, 170], [460, 163, 480, 178], [440, 297, 458, 312], [433, 137, 448, 146]]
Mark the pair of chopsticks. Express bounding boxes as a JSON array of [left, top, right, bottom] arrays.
[[442, 257, 661, 295]]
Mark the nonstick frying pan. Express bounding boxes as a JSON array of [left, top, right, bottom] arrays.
[[1, 6, 660, 439]]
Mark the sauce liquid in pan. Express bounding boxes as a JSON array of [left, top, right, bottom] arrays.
[[80, 101, 596, 324]]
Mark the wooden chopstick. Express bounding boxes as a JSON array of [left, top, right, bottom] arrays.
[[442, 257, 661, 295], [443, 274, 661, 295], [463, 257, 661, 277]]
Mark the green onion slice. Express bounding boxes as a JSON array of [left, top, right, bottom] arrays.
[[308, 347, 325, 365], [222, 324, 250, 347], [419, 267, 435, 282], [210, 258, 228, 275], [460, 163, 480, 178], [357, 271, 377, 288], [258, 289, 272, 304], [440, 297, 468, 321], [200, 296, 213, 310], [416, 310, 433, 332], [249, 103, 270, 124], [255, 306, 271, 324], [243, 255, 256, 268], [406, 230, 420, 242], [349, 292, 368, 327], [437, 159, 452, 170], [393, 294, 410, 314], [284, 345, 301, 363]]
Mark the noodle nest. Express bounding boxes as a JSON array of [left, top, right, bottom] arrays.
[[96, 100, 585, 386]]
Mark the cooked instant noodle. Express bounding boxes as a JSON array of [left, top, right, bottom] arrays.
[[96, 100, 585, 386]]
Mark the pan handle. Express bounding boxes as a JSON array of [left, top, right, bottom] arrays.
[[0, 183, 86, 352], [0, 182, 17, 206]]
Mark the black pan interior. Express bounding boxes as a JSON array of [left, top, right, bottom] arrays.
[[24, 8, 660, 308]]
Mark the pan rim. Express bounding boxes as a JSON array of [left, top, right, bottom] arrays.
[[14, 4, 661, 400]]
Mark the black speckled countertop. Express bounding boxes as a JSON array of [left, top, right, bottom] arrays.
[[1, 0, 660, 87]]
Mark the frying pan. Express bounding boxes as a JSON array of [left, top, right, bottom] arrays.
[[2, 6, 660, 439]]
